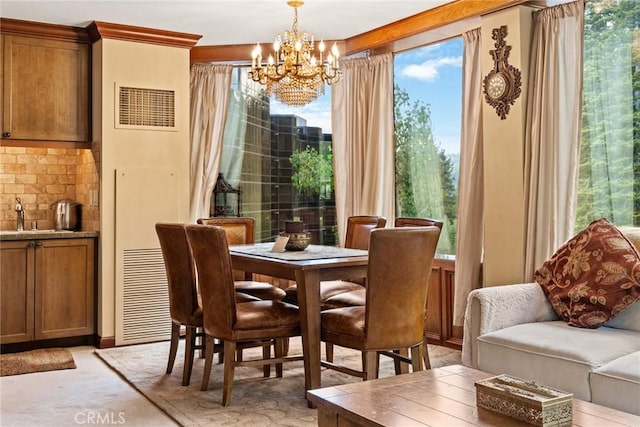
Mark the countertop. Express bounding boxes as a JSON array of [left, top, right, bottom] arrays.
[[0, 230, 99, 241]]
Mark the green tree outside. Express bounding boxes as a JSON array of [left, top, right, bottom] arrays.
[[290, 145, 334, 199]]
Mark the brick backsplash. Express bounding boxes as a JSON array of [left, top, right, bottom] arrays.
[[0, 146, 99, 231]]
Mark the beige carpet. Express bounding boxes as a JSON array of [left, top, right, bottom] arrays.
[[0, 348, 76, 376], [96, 338, 461, 426]]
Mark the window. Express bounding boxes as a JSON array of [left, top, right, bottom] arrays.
[[218, 68, 337, 245], [577, 0, 640, 229], [393, 38, 463, 255]]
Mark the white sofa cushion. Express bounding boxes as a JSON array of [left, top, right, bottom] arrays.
[[477, 321, 640, 401], [462, 283, 558, 368], [606, 300, 640, 332], [590, 352, 640, 415]]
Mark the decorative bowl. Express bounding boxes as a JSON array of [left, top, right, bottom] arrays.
[[280, 231, 311, 251]]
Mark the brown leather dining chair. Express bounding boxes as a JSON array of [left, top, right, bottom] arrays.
[[283, 215, 386, 306], [155, 223, 262, 387], [323, 216, 444, 310], [322, 217, 444, 372], [320, 226, 440, 380], [197, 217, 286, 302], [282, 215, 386, 362], [185, 224, 303, 406]]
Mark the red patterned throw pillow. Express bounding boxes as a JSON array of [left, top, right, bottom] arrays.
[[534, 218, 640, 328]]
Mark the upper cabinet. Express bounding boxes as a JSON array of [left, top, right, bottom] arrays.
[[1, 19, 91, 148]]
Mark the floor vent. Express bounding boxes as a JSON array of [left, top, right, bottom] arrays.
[[116, 85, 176, 130], [121, 247, 171, 344]]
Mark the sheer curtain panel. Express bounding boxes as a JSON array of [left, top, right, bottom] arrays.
[[331, 54, 395, 245], [453, 28, 484, 327], [189, 64, 233, 222], [523, 2, 584, 280]]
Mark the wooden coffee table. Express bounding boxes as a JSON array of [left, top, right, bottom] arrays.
[[307, 365, 640, 426]]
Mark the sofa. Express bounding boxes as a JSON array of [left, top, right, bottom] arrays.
[[462, 225, 640, 415]]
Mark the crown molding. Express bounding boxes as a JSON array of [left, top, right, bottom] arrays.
[[190, 0, 527, 63], [190, 40, 346, 65], [87, 21, 201, 49], [345, 0, 527, 54], [0, 18, 90, 43]]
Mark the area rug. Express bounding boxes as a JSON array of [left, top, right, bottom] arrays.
[[96, 338, 461, 426], [0, 348, 76, 376]]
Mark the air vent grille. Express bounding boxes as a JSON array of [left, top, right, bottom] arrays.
[[121, 247, 171, 343], [117, 86, 175, 129]]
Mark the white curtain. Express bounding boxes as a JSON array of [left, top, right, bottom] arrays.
[[220, 70, 249, 187], [189, 63, 233, 222], [453, 28, 484, 327], [523, 1, 584, 279], [331, 53, 395, 245]]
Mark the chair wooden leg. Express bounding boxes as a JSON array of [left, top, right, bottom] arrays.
[[410, 344, 424, 373], [222, 341, 237, 407], [201, 335, 216, 391], [421, 339, 431, 370], [326, 342, 334, 362], [275, 338, 285, 378], [395, 348, 410, 374], [217, 338, 224, 364], [166, 322, 180, 374], [182, 326, 197, 386], [362, 351, 378, 381], [262, 341, 271, 378]]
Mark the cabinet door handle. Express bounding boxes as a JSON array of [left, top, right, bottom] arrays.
[[35, 240, 43, 247], [1, 132, 10, 138]]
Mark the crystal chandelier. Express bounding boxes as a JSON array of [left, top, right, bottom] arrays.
[[249, 1, 341, 106]]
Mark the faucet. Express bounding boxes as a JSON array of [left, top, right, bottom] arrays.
[[15, 197, 24, 231]]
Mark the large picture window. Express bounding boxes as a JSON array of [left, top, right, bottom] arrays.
[[393, 39, 463, 255], [218, 68, 337, 244]]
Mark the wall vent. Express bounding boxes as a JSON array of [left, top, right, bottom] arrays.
[[116, 85, 176, 130], [121, 247, 171, 344]]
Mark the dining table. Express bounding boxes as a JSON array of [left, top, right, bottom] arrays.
[[228, 242, 369, 407]]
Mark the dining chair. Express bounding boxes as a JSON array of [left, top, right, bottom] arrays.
[[322, 217, 444, 372], [319, 226, 440, 380], [395, 216, 444, 230], [282, 215, 386, 362], [323, 216, 444, 310], [185, 224, 304, 406], [156, 223, 263, 387], [197, 217, 286, 302]]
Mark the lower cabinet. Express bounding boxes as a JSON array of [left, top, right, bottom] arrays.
[[0, 238, 96, 344]]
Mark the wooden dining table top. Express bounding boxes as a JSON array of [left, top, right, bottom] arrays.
[[228, 242, 369, 406]]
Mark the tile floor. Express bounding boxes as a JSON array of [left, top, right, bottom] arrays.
[[0, 346, 177, 427]]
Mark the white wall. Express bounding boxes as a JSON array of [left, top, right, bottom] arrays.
[[94, 38, 191, 341]]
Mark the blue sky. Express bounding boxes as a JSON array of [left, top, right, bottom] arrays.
[[271, 37, 463, 155]]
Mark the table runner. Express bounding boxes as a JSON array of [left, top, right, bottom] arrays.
[[229, 243, 367, 261]]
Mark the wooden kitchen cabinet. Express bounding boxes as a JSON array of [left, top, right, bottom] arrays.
[[1, 30, 90, 145], [0, 238, 96, 344], [0, 240, 35, 344]]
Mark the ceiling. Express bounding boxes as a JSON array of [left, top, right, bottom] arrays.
[[0, 0, 454, 47]]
